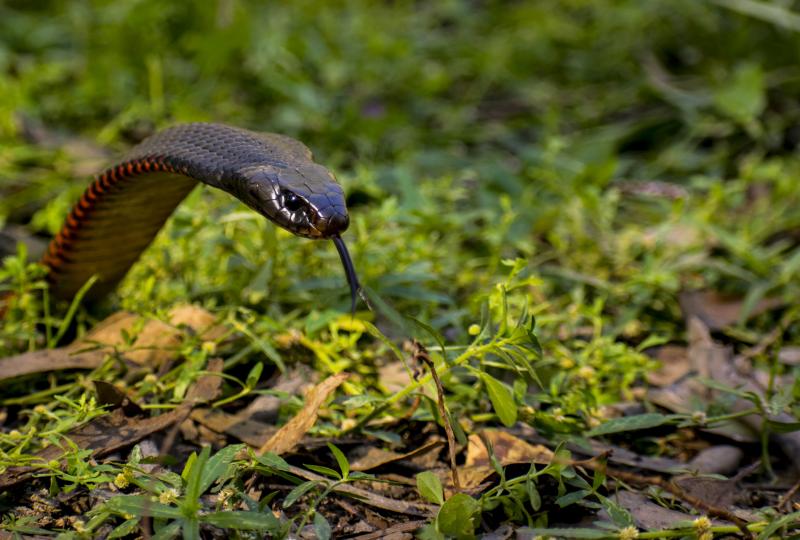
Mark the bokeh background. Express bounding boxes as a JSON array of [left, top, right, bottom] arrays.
[[2, 0, 800, 344]]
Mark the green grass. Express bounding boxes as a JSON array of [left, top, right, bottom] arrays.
[[1, 0, 800, 538]]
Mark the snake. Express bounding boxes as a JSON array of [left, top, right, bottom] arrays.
[[39, 122, 361, 309]]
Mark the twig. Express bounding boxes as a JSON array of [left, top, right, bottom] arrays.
[[285, 463, 436, 516], [778, 476, 800, 511], [350, 520, 427, 540], [408, 339, 461, 491]]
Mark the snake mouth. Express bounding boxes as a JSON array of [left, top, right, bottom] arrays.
[[332, 235, 361, 313]]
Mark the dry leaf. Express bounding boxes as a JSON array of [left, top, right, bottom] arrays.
[[258, 372, 349, 455], [350, 440, 444, 472], [80, 304, 226, 366], [377, 360, 412, 394], [646, 345, 690, 387], [679, 290, 783, 330], [687, 445, 743, 475], [465, 430, 553, 467], [612, 490, 693, 530], [190, 408, 276, 448], [460, 430, 553, 490], [0, 305, 227, 382]]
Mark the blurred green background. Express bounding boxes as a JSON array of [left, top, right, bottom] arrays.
[[2, 0, 800, 346]]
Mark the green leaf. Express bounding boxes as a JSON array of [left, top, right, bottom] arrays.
[[108, 518, 140, 539], [151, 520, 182, 540], [480, 373, 518, 427], [526, 477, 541, 511], [416, 471, 444, 505], [182, 517, 200, 540], [713, 62, 765, 124], [246, 362, 264, 388], [185, 445, 211, 503], [313, 512, 332, 540], [199, 444, 245, 494], [283, 480, 317, 508], [585, 413, 671, 437], [556, 489, 591, 507], [327, 442, 350, 479], [437, 493, 480, 539], [765, 418, 800, 434], [106, 496, 183, 519], [202, 511, 280, 531], [305, 464, 341, 479], [596, 494, 633, 527], [757, 510, 800, 540], [255, 452, 291, 472]]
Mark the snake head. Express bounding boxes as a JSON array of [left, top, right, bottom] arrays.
[[240, 163, 349, 239], [239, 161, 361, 312]]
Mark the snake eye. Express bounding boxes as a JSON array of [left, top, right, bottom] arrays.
[[283, 191, 303, 212]]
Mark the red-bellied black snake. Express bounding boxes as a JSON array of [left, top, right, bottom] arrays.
[[37, 122, 360, 309]]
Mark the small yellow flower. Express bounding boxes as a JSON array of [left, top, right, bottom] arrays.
[[143, 373, 158, 384], [33, 405, 48, 415], [8, 430, 21, 439], [618, 526, 639, 540], [576, 366, 596, 380], [693, 516, 711, 535], [159, 488, 180, 505], [114, 471, 132, 489], [691, 411, 707, 425], [559, 358, 575, 369], [73, 519, 86, 533], [202, 341, 217, 354], [274, 329, 302, 348], [218, 487, 236, 508], [468, 324, 481, 336]]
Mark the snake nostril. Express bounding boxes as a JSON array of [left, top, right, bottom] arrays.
[[327, 212, 349, 234]]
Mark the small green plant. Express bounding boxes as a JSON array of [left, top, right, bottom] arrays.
[[102, 445, 281, 539]]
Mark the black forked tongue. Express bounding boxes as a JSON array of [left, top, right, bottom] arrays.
[[332, 235, 361, 314]]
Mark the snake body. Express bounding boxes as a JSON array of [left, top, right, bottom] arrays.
[[41, 123, 359, 305]]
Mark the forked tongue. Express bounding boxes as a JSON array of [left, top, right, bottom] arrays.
[[332, 235, 361, 314]]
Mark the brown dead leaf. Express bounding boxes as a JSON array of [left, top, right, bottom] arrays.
[[0, 305, 227, 383], [191, 408, 277, 447], [679, 290, 784, 330], [93, 380, 145, 417], [673, 475, 738, 509], [350, 440, 444, 472], [612, 490, 693, 530], [377, 360, 412, 394], [465, 430, 553, 467], [778, 347, 800, 366], [258, 372, 349, 455], [460, 430, 554, 490], [646, 345, 690, 387], [0, 349, 107, 382], [81, 304, 226, 366], [687, 445, 743, 476]]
